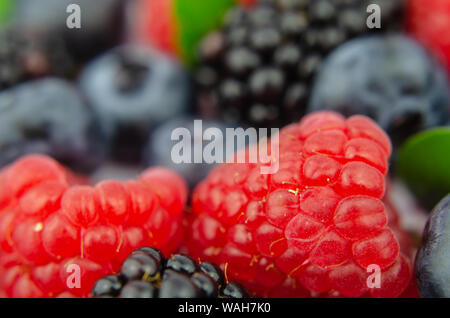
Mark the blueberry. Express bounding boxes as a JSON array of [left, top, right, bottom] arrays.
[[0, 78, 107, 173], [15, 0, 126, 62], [144, 116, 250, 189], [309, 35, 449, 148], [416, 194, 450, 297], [80, 45, 190, 162]]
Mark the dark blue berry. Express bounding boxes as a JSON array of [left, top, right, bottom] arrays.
[[92, 247, 248, 298], [119, 253, 161, 283], [120, 281, 156, 298], [416, 195, 450, 298], [159, 272, 201, 298], [309, 35, 449, 147], [221, 282, 249, 298], [79, 45, 190, 162], [91, 275, 122, 297], [199, 262, 225, 287], [166, 254, 198, 276], [134, 247, 165, 266], [191, 273, 219, 298], [0, 78, 107, 173]]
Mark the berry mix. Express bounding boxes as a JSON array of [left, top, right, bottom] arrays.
[[0, 0, 448, 299]]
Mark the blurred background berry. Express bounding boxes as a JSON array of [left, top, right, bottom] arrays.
[[0, 78, 108, 173], [193, 0, 406, 129], [15, 0, 127, 63], [79, 45, 190, 163], [0, 0, 449, 298], [309, 35, 449, 149]]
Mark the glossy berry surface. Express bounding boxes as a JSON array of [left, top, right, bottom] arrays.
[[185, 111, 413, 297], [79, 45, 190, 162], [416, 194, 450, 297], [309, 35, 449, 148], [0, 78, 107, 173], [195, 0, 405, 128], [91, 247, 249, 298], [0, 155, 188, 297]]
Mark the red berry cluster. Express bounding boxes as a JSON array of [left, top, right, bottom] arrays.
[[185, 112, 413, 297], [0, 155, 187, 297]]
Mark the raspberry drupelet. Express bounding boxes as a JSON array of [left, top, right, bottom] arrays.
[[0, 155, 187, 298], [185, 111, 413, 298]]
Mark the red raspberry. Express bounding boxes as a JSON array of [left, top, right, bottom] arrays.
[[134, 0, 177, 57], [238, 0, 257, 7], [408, 0, 450, 73], [0, 155, 187, 298], [185, 112, 413, 298]]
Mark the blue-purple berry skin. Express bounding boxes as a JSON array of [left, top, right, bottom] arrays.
[[416, 194, 450, 297], [309, 35, 449, 147], [80, 45, 191, 162], [0, 78, 108, 173]]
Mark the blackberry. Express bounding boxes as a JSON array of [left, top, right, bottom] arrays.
[[194, 0, 405, 128], [91, 247, 249, 298], [0, 27, 74, 90]]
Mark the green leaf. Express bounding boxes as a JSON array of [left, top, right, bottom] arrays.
[[397, 127, 450, 210], [173, 0, 235, 65], [0, 0, 13, 26]]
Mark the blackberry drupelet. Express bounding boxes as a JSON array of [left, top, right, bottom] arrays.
[[91, 247, 249, 298], [0, 27, 74, 90], [194, 0, 405, 128]]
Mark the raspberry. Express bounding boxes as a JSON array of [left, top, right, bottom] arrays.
[[185, 111, 413, 298], [91, 247, 248, 298], [408, 0, 450, 74], [0, 155, 187, 298]]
